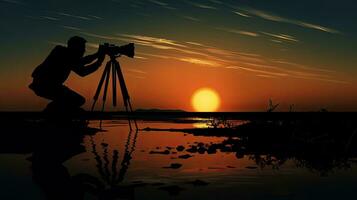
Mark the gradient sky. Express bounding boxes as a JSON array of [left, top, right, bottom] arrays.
[[0, 0, 357, 111]]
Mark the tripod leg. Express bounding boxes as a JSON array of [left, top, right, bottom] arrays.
[[91, 61, 111, 112], [128, 100, 138, 130], [101, 61, 112, 112], [112, 63, 117, 107], [99, 62, 112, 128], [114, 61, 130, 107], [114, 61, 133, 130]]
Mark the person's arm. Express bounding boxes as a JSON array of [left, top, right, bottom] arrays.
[[72, 54, 105, 77], [80, 52, 100, 65], [72, 46, 106, 77]]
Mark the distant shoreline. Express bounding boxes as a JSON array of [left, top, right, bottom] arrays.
[[0, 111, 356, 120]]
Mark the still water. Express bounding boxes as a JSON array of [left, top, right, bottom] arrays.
[[1, 119, 357, 199]]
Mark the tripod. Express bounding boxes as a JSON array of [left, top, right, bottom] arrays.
[[91, 55, 138, 130]]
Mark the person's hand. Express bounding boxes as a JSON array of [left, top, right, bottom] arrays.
[[97, 44, 106, 63], [97, 44, 106, 56]]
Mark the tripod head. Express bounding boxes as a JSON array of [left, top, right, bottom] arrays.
[[100, 43, 135, 58]]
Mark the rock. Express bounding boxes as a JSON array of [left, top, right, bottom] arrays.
[[186, 146, 198, 153], [176, 145, 185, 151], [207, 146, 217, 154], [149, 150, 170, 155], [163, 163, 182, 169], [178, 154, 193, 159], [197, 146, 206, 154]]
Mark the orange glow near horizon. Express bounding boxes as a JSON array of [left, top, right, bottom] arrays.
[[191, 88, 221, 112]]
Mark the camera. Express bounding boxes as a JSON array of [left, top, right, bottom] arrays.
[[100, 43, 135, 58]]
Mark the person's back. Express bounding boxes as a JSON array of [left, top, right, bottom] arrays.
[[32, 45, 72, 86]]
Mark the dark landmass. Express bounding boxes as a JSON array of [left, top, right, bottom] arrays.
[[135, 108, 186, 112], [0, 111, 356, 121]]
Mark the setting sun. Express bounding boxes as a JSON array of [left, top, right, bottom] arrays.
[[191, 88, 221, 112]]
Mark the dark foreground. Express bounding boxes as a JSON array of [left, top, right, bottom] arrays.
[[0, 112, 357, 199]]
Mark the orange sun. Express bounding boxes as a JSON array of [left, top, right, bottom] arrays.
[[191, 88, 220, 112]]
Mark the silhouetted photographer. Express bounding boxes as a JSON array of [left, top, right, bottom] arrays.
[[29, 36, 106, 113]]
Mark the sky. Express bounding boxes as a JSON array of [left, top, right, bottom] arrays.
[[0, 0, 357, 111]]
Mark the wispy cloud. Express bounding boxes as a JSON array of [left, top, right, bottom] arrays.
[[188, 2, 217, 10], [56, 12, 92, 20], [0, 0, 25, 5], [256, 74, 278, 79], [178, 57, 220, 67], [181, 15, 201, 22], [148, 0, 176, 9], [233, 11, 251, 18], [61, 25, 81, 31], [271, 60, 335, 73], [41, 16, 59, 21], [218, 27, 259, 37], [235, 7, 340, 34], [262, 32, 298, 42], [227, 66, 289, 77], [48, 41, 66, 46], [88, 15, 103, 20], [127, 69, 147, 74], [119, 34, 187, 48], [148, 0, 167, 6]]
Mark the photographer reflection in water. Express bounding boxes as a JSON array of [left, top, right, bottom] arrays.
[[29, 36, 106, 113]]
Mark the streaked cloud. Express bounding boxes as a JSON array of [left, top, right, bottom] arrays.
[[61, 25, 82, 31], [119, 34, 187, 48], [181, 15, 201, 22], [0, 0, 24, 5], [227, 66, 289, 77], [233, 11, 251, 18], [218, 27, 259, 37], [88, 15, 103, 20], [41, 16, 59, 21], [209, 0, 222, 4], [127, 69, 147, 74], [148, 0, 167, 6], [188, 2, 217, 10], [148, 0, 176, 10], [271, 60, 336, 73], [56, 12, 92, 21], [178, 57, 220, 67], [256, 74, 278, 79], [236, 7, 340, 34], [262, 32, 298, 42]]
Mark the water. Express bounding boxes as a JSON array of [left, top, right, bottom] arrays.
[[1, 119, 357, 199]]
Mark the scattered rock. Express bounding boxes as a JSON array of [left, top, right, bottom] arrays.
[[176, 145, 185, 152], [163, 163, 182, 169], [197, 142, 204, 147], [186, 146, 198, 153], [207, 146, 217, 154], [149, 150, 170, 155], [178, 154, 193, 159], [198, 146, 206, 154]]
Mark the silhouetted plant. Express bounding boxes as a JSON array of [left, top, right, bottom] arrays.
[[267, 98, 279, 112]]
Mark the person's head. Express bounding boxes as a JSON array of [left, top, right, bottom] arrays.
[[67, 36, 86, 58]]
